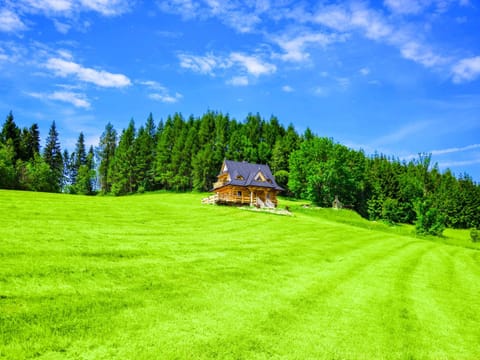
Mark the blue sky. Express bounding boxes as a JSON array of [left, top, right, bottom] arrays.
[[1, 0, 480, 181]]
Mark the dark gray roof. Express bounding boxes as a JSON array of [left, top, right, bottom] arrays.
[[218, 160, 284, 191]]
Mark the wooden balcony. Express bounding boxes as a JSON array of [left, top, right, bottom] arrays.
[[213, 181, 226, 189]]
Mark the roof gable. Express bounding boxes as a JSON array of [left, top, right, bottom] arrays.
[[219, 160, 283, 191]]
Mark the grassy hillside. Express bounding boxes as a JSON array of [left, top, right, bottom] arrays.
[[1, 190, 479, 359]]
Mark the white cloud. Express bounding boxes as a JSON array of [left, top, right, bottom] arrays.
[[141, 80, 183, 103], [178, 53, 223, 75], [400, 42, 447, 68], [439, 158, 480, 168], [384, 0, 425, 15], [19, 0, 73, 13], [313, 3, 450, 71], [158, 0, 264, 33], [273, 32, 343, 62], [0, 8, 27, 32], [28, 90, 91, 108], [45, 57, 131, 87], [53, 19, 71, 33], [384, 0, 464, 15], [179, 51, 275, 78], [79, 0, 131, 16], [360, 67, 370, 75], [229, 52, 276, 76], [282, 85, 294, 92], [452, 56, 480, 83], [13, 0, 130, 20], [350, 6, 393, 40], [158, 0, 201, 20], [149, 92, 183, 103], [227, 76, 249, 86], [314, 5, 351, 31], [375, 121, 431, 146], [431, 143, 480, 155]]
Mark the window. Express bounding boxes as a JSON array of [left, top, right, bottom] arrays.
[[254, 171, 266, 182], [237, 191, 242, 197]]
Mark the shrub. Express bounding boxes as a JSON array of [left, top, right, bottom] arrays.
[[415, 199, 445, 236], [471, 228, 479, 243], [381, 198, 402, 225]]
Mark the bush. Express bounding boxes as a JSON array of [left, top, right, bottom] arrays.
[[471, 228, 479, 243], [381, 198, 402, 225], [415, 199, 445, 236]]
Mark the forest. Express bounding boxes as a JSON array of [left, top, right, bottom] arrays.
[[1, 110, 479, 232]]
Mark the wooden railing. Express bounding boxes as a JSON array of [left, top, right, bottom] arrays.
[[202, 193, 254, 205], [213, 181, 226, 189]]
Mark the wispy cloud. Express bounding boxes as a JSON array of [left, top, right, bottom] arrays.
[[0, 8, 27, 32], [282, 85, 294, 92], [384, 0, 464, 15], [227, 76, 249, 86], [400, 41, 447, 68], [179, 51, 275, 79], [360, 67, 370, 75], [79, 0, 131, 16], [312, 3, 449, 71], [229, 52, 276, 76], [158, 0, 265, 33], [149, 92, 182, 103], [384, 0, 424, 15], [28, 90, 91, 108], [431, 143, 480, 156], [15, 0, 131, 16], [375, 121, 431, 146], [158, 0, 200, 20], [45, 57, 131, 87], [273, 31, 345, 62], [452, 56, 480, 83], [140, 80, 183, 103], [439, 158, 480, 168], [178, 53, 224, 75]]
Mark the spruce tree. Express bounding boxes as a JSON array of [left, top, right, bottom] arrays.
[[111, 119, 136, 194], [43, 121, 63, 192], [1, 111, 21, 162], [98, 123, 117, 193]]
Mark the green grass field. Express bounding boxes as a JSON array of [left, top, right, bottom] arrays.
[[1, 190, 479, 359]]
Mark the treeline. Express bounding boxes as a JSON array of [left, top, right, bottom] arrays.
[[1, 111, 479, 230]]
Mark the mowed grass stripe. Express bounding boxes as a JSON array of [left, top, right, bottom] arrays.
[[1, 191, 480, 359]]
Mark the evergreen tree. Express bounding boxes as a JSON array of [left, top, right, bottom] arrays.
[[74, 132, 87, 170], [74, 146, 96, 194], [155, 116, 175, 189], [111, 119, 136, 194], [97, 123, 117, 193], [0, 141, 17, 189], [1, 111, 21, 162], [43, 121, 63, 192], [135, 113, 157, 191]]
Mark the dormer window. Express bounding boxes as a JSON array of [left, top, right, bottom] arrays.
[[255, 171, 267, 182], [236, 175, 244, 180]]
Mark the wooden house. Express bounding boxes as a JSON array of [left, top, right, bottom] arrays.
[[203, 160, 284, 208]]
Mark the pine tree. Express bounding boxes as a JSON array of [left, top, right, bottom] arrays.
[[1, 111, 21, 162], [134, 114, 157, 191], [97, 123, 117, 193], [43, 121, 63, 192], [111, 119, 136, 194], [74, 132, 87, 170]]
